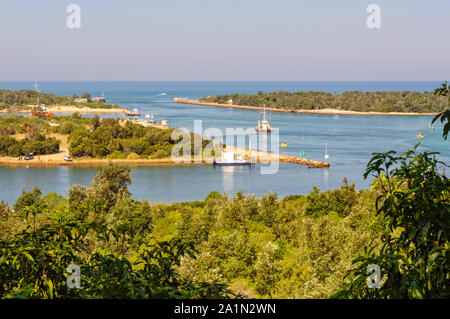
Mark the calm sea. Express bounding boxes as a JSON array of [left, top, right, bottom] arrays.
[[0, 81, 448, 204]]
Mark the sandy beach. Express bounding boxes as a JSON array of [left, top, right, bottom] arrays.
[[174, 98, 439, 116], [0, 105, 128, 114]]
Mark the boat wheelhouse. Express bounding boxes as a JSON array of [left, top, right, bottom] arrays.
[[255, 106, 272, 134]]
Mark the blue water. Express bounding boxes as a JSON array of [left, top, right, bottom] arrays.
[[0, 81, 448, 204]]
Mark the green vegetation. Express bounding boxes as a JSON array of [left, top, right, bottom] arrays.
[[0, 89, 72, 107], [0, 114, 211, 160], [68, 116, 210, 159], [0, 113, 90, 136], [335, 146, 449, 298], [335, 82, 450, 298], [0, 89, 119, 110], [432, 81, 450, 139], [0, 163, 386, 298], [200, 90, 447, 113], [0, 83, 448, 299], [0, 165, 234, 298], [0, 115, 62, 156], [68, 118, 175, 159], [0, 134, 60, 157], [4, 152, 446, 299]]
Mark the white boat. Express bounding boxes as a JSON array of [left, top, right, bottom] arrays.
[[255, 106, 272, 134], [324, 142, 329, 160], [125, 108, 140, 116], [213, 151, 251, 166]]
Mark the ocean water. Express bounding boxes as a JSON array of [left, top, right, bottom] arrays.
[[0, 81, 448, 204]]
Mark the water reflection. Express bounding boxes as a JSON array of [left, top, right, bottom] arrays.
[[220, 166, 238, 192], [323, 167, 329, 188]]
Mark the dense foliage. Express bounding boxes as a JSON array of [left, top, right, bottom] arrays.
[[0, 90, 119, 110], [0, 165, 234, 298], [335, 82, 450, 299], [0, 115, 205, 160], [0, 134, 60, 157], [200, 90, 447, 113], [68, 118, 177, 159], [0, 90, 72, 107], [432, 81, 450, 140], [0, 114, 90, 136], [0, 163, 387, 298]]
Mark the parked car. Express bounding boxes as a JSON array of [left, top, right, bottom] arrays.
[[24, 153, 34, 160], [64, 155, 73, 162]]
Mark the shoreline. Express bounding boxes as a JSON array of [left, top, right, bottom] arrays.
[[174, 98, 439, 116], [0, 149, 330, 168], [0, 157, 211, 167], [0, 105, 128, 114]]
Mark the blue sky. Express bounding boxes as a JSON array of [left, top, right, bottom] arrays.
[[0, 0, 449, 81]]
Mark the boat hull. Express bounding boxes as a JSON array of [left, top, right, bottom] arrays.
[[213, 162, 252, 166], [255, 128, 272, 134], [213, 159, 252, 166]]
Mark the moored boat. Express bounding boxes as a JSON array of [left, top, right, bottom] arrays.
[[125, 108, 140, 116], [255, 106, 272, 134], [213, 151, 251, 166]]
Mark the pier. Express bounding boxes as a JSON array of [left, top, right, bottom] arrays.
[[227, 147, 330, 168]]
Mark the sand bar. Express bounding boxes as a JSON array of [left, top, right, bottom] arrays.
[[174, 98, 439, 116]]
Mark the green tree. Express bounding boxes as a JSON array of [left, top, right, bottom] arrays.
[[432, 81, 450, 139], [90, 163, 132, 211], [91, 115, 101, 131], [335, 83, 450, 299]]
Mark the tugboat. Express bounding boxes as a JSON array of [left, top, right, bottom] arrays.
[[255, 106, 272, 134]]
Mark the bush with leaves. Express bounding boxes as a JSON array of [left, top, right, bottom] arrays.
[[334, 81, 450, 299]]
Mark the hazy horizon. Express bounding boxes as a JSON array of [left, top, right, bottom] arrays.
[[1, 0, 449, 81]]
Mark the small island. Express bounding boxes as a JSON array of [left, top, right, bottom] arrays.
[[175, 90, 447, 116], [0, 89, 127, 114]]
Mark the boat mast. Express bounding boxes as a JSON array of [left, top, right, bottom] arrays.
[[34, 78, 40, 93]]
